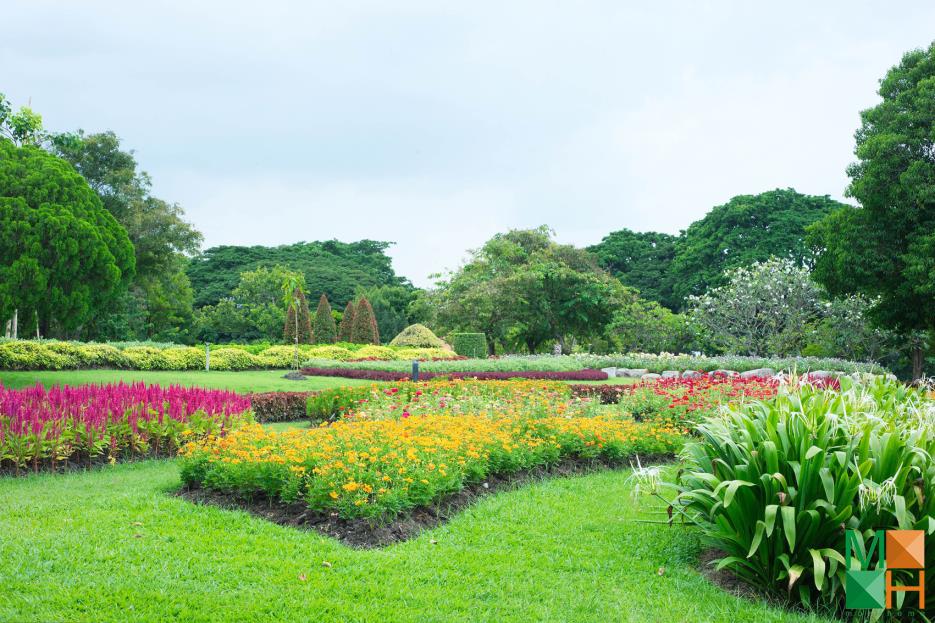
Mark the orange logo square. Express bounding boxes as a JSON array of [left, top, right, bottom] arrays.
[[886, 530, 925, 569]]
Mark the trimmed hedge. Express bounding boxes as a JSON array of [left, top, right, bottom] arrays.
[[451, 333, 487, 359], [0, 340, 462, 371], [300, 367, 608, 381]]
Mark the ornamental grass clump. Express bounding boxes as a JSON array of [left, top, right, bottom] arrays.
[[674, 377, 935, 609], [0, 382, 251, 473]]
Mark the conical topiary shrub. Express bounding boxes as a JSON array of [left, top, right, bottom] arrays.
[[283, 287, 313, 344], [337, 301, 355, 342], [312, 294, 337, 344], [350, 297, 380, 344]]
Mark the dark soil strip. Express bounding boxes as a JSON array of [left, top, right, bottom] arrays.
[[177, 454, 673, 548]]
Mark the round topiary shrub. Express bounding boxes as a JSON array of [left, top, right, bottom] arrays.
[[389, 324, 447, 349]]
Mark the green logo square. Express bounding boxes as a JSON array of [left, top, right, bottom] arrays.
[[846, 569, 886, 609]]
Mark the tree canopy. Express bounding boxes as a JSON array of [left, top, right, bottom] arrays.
[[589, 229, 679, 309], [186, 240, 410, 310], [0, 140, 135, 337], [809, 41, 935, 378]]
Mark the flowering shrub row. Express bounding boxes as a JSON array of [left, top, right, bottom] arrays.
[[0, 340, 460, 371], [299, 367, 608, 382], [0, 382, 251, 473], [180, 414, 682, 519]]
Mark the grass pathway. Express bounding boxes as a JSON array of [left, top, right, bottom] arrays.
[[0, 460, 835, 623]]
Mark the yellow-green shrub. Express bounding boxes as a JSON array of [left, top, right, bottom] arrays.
[[395, 347, 461, 360], [305, 345, 354, 361], [352, 345, 397, 360], [0, 341, 72, 370], [162, 347, 206, 370], [209, 348, 262, 371], [122, 346, 174, 370], [256, 345, 305, 368], [388, 324, 447, 349]]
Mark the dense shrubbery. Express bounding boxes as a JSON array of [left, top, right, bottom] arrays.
[[674, 378, 935, 609], [250, 392, 312, 423], [0, 339, 460, 370], [306, 353, 884, 375], [451, 333, 487, 359]]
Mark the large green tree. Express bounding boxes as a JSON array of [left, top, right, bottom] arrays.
[[588, 229, 679, 309], [0, 140, 135, 337], [50, 130, 202, 341], [809, 41, 935, 379], [434, 227, 624, 354], [669, 189, 845, 306]]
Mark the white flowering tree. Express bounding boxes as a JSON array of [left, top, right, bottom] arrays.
[[688, 257, 823, 356]]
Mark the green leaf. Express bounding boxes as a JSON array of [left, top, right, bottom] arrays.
[[781, 505, 796, 551]]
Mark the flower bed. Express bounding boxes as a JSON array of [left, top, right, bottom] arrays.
[[299, 367, 608, 382], [0, 382, 251, 473], [180, 414, 681, 521], [572, 374, 781, 429]]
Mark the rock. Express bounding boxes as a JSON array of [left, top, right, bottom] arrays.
[[617, 368, 649, 378], [600, 367, 617, 378], [641, 373, 661, 381], [282, 371, 306, 381], [681, 370, 703, 379], [661, 370, 680, 379], [710, 369, 739, 378], [740, 368, 774, 379]]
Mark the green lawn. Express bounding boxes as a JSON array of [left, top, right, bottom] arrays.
[[0, 461, 835, 623], [0, 369, 373, 393]]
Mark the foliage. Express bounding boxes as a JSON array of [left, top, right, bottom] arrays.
[[433, 227, 625, 354], [180, 381, 682, 519], [0, 141, 136, 338], [312, 294, 337, 344], [337, 301, 355, 342], [589, 229, 680, 309], [283, 287, 313, 346], [675, 378, 935, 608], [314, 352, 884, 375], [669, 189, 844, 306], [0, 382, 250, 472], [451, 333, 488, 359], [607, 295, 695, 354], [350, 297, 380, 345], [249, 392, 312, 423], [50, 130, 203, 342], [0, 93, 45, 146], [357, 284, 416, 345], [809, 42, 935, 379], [351, 345, 397, 360], [186, 240, 411, 311], [689, 258, 824, 356], [389, 324, 446, 349], [802, 294, 896, 362], [195, 265, 303, 343]]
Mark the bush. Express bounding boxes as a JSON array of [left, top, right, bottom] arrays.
[[451, 333, 487, 359], [0, 341, 72, 370], [351, 345, 397, 360], [389, 324, 446, 349], [393, 348, 462, 361], [306, 386, 373, 421], [350, 297, 380, 344], [251, 392, 313, 423], [675, 378, 935, 608], [305, 345, 354, 361], [209, 348, 262, 371], [312, 294, 337, 344], [337, 302, 355, 342]]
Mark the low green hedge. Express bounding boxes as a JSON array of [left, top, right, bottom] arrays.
[[0, 339, 460, 371]]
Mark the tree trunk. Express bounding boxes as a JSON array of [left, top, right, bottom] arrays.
[[11, 309, 17, 340], [4, 319, 9, 339], [911, 345, 924, 381]]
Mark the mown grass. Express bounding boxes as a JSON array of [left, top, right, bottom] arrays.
[[0, 460, 836, 623], [0, 369, 372, 393]]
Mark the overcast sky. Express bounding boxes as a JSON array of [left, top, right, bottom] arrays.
[[3, 2, 934, 286]]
